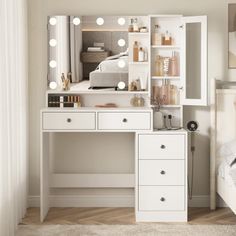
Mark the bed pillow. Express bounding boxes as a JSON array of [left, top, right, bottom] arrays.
[[225, 154, 236, 167], [217, 140, 236, 166]]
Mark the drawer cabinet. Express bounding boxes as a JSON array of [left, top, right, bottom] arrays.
[[98, 112, 151, 130], [139, 134, 185, 159], [136, 132, 187, 222], [139, 160, 185, 186], [42, 112, 96, 130], [139, 186, 185, 211]]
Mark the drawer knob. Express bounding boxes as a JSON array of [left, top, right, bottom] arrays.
[[67, 118, 72, 123], [160, 144, 166, 149], [122, 118, 128, 123], [160, 197, 165, 202], [160, 170, 166, 175]]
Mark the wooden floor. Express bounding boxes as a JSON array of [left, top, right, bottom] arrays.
[[21, 207, 236, 225]]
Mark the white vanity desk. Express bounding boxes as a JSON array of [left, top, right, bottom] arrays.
[[40, 107, 188, 222], [41, 13, 207, 223]]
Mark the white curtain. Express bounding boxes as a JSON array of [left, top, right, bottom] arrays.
[[0, 0, 28, 235]]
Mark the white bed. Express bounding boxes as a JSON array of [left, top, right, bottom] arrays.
[[210, 79, 236, 213], [89, 55, 128, 89]]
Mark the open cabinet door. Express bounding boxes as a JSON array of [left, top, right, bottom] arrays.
[[180, 16, 207, 106]]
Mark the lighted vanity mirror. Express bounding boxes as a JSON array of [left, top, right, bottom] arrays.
[[48, 15, 149, 92]]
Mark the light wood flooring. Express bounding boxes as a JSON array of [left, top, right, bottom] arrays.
[[21, 207, 236, 225]]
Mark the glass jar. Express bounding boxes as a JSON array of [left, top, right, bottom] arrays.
[[155, 55, 164, 76]]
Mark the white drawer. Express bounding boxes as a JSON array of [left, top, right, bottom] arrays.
[[139, 186, 185, 211], [42, 112, 96, 130], [98, 112, 151, 130], [139, 160, 185, 186], [139, 134, 185, 159]]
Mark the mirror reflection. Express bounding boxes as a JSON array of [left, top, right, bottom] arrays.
[[48, 15, 132, 91]]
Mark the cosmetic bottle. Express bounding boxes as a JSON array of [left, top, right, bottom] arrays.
[[133, 18, 139, 32], [163, 57, 170, 76], [169, 85, 176, 105], [155, 55, 164, 76], [138, 47, 145, 62], [161, 79, 170, 105], [170, 51, 179, 76], [152, 85, 160, 103], [128, 18, 134, 32], [162, 31, 172, 45], [152, 25, 162, 45], [133, 41, 139, 62]]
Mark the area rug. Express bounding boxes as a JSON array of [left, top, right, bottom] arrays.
[[16, 224, 236, 236]]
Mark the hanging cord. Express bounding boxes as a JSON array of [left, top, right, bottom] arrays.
[[188, 132, 195, 200]]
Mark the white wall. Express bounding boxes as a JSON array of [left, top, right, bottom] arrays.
[[28, 0, 233, 200]]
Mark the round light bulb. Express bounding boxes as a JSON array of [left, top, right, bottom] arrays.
[[49, 17, 57, 25], [96, 17, 104, 26], [49, 81, 57, 90], [118, 81, 126, 90], [118, 59, 126, 68], [118, 17, 125, 26], [73, 17, 81, 25], [118, 39, 126, 47], [49, 39, 57, 47], [49, 60, 57, 68]]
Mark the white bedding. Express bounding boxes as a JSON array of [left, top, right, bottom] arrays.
[[218, 161, 236, 186], [97, 56, 128, 72], [217, 140, 236, 187]]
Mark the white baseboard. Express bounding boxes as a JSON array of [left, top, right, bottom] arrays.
[[28, 194, 226, 208], [188, 195, 209, 207]]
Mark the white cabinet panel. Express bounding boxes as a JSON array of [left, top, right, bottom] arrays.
[[43, 112, 96, 130], [180, 15, 208, 106], [139, 160, 185, 185], [139, 134, 185, 159], [139, 186, 185, 211], [98, 112, 151, 130]]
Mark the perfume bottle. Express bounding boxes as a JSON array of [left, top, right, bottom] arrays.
[[152, 25, 162, 45], [155, 55, 164, 76], [162, 31, 172, 45], [133, 18, 139, 32], [170, 51, 179, 76], [128, 18, 134, 32], [138, 47, 145, 62], [133, 41, 139, 62]]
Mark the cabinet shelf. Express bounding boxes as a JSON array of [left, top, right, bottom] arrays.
[[151, 45, 180, 49], [151, 105, 181, 108], [129, 62, 149, 65], [129, 32, 149, 36], [152, 76, 180, 80]]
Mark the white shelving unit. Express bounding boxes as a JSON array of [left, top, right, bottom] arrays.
[[149, 15, 183, 127]]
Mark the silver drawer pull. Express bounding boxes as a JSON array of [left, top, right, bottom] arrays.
[[67, 118, 72, 123], [160, 197, 165, 202], [160, 144, 166, 149], [160, 170, 166, 175], [122, 118, 128, 123]]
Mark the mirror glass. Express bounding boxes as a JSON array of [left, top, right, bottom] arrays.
[[48, 15, 132, 91], [185, 22, 201, 99]]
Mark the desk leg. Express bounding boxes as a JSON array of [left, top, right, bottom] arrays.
[[40, 132, 50, 222]]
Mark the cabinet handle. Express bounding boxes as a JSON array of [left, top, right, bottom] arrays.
[[160, 144, 166, 149], [67, 118, 72, 123], [122, 118, 128, 123], [160, 197, 165, 202], [160, 170, 166, 175]]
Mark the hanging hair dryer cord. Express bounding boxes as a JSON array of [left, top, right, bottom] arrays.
[[186, 120, 198, 200], [188, 132, 195, 200]]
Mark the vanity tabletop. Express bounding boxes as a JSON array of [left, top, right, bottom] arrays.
[[41, 107, 153, 112]]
